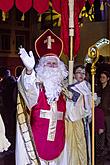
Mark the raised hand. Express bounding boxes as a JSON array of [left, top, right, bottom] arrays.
[[19, 48, 35, 71]]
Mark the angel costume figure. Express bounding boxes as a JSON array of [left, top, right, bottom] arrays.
[[68, 65, 92, 165], [16, 29, 87, 165]]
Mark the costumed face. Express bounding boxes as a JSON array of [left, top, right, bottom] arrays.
[[35, 56, 68, 104], [43, 57, 58, 68], [74, 67, 85, 82]]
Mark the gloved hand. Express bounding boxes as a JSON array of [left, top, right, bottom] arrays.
[[19, 48, 35, 71]]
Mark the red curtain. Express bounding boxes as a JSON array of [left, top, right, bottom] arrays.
[[52, 0, 61, 14], [33, 0, 49, 14], [61, 0, 85, 57], [15, 0, 32, 13], [0, 0, 95, 56], [88, 0, 95, 6], [60, 0, 69, 56], [74, 0, 86, 57], [0, 0, 14, 12]]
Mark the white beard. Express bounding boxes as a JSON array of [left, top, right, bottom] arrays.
[[35, 61, 68, 104]]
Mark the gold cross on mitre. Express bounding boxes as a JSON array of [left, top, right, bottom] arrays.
[[35, 29, 63, 58], [44, 36, 54, 49]]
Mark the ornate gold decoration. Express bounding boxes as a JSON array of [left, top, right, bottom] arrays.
[[88, 38, 110, 165], [37, 2, 61, 27], [79, 4, 95, 24], [21, 13, 25, 21]]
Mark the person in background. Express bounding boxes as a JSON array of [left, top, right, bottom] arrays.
[[68, 65, 92, 165], [97, 71, 110, 161], [94, 96, 105, 165], [16, 29, 87, 165], [0, 67, 17, 165]]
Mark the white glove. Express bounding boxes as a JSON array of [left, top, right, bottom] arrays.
[[19, 48, 35, 71]]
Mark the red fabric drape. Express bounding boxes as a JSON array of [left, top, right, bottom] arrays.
[[60, 0, 69, 56], [61, 0, 85, 57], [88, 0, 95, 6], [74, 0, 86, 57], [0, 0, 14, 12], [52, 0, 61, 14], [0, 0, 95, 56], [33, 0, 49, 14], [15, 0, 32, 13]]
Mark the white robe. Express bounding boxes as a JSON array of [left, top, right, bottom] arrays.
[[16, 69, 87, 165]]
